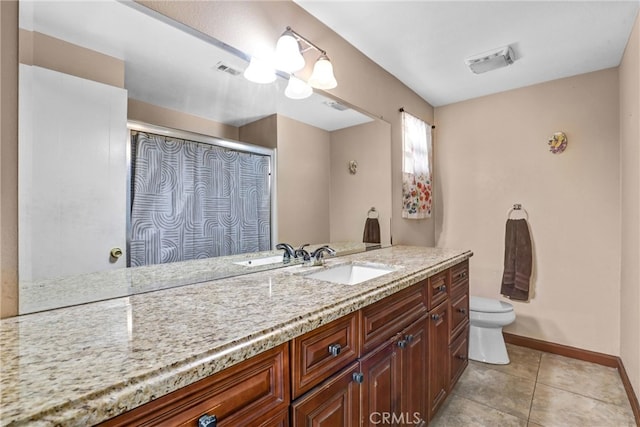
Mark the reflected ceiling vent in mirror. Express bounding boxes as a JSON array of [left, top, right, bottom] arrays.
[[215, 61, 242, 77], [465, 45, 515, 74], [324, 100, 349, 111]]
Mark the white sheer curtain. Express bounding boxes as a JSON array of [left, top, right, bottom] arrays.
[[402, 111, 433, 219]]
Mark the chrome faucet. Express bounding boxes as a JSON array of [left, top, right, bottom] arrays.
[[276, 243, 296, 262], [310, 245, 336, 266], [295, 244, 311, 262]]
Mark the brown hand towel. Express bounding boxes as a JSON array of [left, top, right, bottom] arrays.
[[363, 217, 381, 244], [500, 218, 532, 301]]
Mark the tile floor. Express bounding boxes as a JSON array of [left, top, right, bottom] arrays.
[[430, 344, 637, 426]]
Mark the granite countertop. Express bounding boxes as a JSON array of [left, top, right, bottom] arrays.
[[19, 241, 369, 314], [0, 245, 472, 426]]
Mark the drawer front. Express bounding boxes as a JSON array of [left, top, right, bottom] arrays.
[[361, 282, 428, 353], [291, 362, 360, 427], [100, 343, 289, 427], [291, 312, 359, 399], [450, 260, 469, 297], [427, 270, 449, 310], [449, 292, 469, 342], [449, 326, 469, 389]]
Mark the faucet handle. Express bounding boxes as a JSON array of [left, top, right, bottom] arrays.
[[295, 244, 311, 261]]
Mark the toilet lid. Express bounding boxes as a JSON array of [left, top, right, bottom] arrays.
[[470, 296, 514, 313]]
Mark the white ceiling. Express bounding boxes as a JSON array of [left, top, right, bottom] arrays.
[[294, 0, 640, 107]]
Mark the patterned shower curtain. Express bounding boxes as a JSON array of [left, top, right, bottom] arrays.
[[129, 132, 271, 267]]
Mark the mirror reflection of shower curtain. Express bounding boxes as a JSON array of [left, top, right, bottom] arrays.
[[129, 132, 271, 267]]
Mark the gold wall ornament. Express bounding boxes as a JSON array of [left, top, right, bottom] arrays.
[[548, 132, 568, 154], [348, 160, 358, 174]]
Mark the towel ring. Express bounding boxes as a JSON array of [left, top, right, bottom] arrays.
[[367, 207, 379, 219], [507, 203, 529, 220]]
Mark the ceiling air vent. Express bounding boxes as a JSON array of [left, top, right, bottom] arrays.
[[215, 61, 242, 76], [324, 101, 349, 111], [465, 46, 515, 74]]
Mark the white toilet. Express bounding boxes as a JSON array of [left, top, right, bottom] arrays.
[[469, 296, 516, 364]]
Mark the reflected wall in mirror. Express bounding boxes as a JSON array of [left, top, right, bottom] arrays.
[[17, 0, 392, 314]]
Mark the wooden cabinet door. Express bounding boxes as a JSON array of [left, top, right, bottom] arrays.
[[291, 362, 360, 427], [428, 301, 449, 420], [400, 315, 428, 427], [360, 340, 401, 427]]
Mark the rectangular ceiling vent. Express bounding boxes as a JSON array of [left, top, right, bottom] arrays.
[[465, 46, 515, 74], [215, 61, 242, 76], [324, 100, 349, 111]]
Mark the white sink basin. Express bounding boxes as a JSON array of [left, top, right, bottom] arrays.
[[304, 263, 395, 285], [233, 255, 284, 267]]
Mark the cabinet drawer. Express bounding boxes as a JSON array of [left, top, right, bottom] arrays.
[[449, 326, 469, 389], [100, 343, 289, 427], [450, 260, 469, 297], [291, 312, 359, 399], [291, 362, 360, 427], [360, 283, 427, 354], [427, 270, 449, 310], [449, 292, 469, 342]]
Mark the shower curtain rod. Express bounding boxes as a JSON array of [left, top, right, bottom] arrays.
[[399, 107, 436, 129]]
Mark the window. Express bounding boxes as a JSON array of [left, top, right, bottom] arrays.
[[401, 111, 433, 219]]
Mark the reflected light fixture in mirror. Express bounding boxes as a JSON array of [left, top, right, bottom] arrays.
[[243, 57, 277, 84], [285, 75, 313, 99]]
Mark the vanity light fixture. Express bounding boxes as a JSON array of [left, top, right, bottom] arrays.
[[284, 75, 313, 99], [243, 56, 277, 84], [275, 26, 338, 90]]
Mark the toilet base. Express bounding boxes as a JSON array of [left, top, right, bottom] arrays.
[[468, 324, 510, 364]]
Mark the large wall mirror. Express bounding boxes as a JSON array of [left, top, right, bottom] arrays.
[[17, 0, 392, 314]]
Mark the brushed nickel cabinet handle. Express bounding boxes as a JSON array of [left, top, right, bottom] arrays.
[[198, 414, 217, 427], [328, 343, 342, 357]]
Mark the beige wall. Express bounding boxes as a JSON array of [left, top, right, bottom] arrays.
[[19, 30, 124, 88], [239, 115, 277, 149], [435, 69, 621, 355], [138, 0, 436, 248], [129, 99, 239, 141], [330, 120, 392, 246], [620, 12, 640, 396], [0, 0, 19, 318], [276, 115, 331, 246]]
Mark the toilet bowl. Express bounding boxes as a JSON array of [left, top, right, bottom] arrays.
[[469, 296, 516, 364]]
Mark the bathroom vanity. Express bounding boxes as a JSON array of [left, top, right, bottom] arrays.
[[0, 246, 471, 426]]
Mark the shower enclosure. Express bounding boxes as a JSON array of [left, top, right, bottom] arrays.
[[127, 122, 275, 267]]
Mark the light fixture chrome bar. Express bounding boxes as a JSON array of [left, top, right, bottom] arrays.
[[286, 26, 327, 56]]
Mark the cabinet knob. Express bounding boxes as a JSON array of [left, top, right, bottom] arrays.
[[431, 314, 441, 321], [437, 284, 447, 293], [457, 308, 467, 315], [405, 334, 414, 343], [459, 272, 467, 278], [328, 343, 342, 357], [198, 414, 217, 427], [456, 354, 467, 361], [352, 372, 364, 384], [397, 339, 407, 349]]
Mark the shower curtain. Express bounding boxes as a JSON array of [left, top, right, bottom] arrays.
[[129, 132, 271, 267]]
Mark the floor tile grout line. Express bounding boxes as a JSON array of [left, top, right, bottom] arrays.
[[448, 391, 530, 425], [536, 381, 635, 410], [527, 352, 543, 425]]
